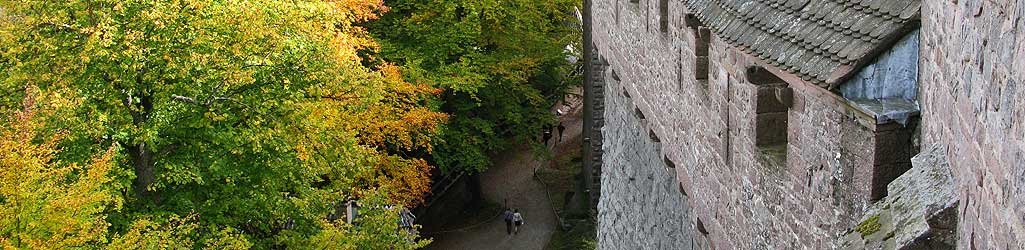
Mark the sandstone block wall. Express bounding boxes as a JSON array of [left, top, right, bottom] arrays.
[[592, 0, 1025, 249], [591, 0, 909, 249], [841, 145, 959, 249], [920, 1, 1025, 249], [596, 62, 697, 249]]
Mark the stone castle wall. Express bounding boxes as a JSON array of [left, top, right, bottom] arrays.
[[596, 60, 697, 249], [920, 1, 1025, 249], [590, 0, 885, 248], [591, 0, 1025, 249]]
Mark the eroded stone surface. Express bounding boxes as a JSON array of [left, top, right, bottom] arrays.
[[589, 0, 1025, 249], [596, 65, 696, 250], [841, 145, 957, 250], [920, 1, 1025, 249], [590, 1, 887, 248]]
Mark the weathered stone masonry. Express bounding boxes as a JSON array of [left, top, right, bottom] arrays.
[[920, 1, 1025, 249], [587, 0, 1025, 249], [596, 54, 697, 249]]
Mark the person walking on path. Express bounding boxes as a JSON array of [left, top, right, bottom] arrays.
[[557, 122, 566, 142], [542, 125, 553, 147], [503, 208, 514, 235], [512, 209, 525, 234]]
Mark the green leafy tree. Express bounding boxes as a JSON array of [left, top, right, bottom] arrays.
[[0, 89, 120, 249], [297, 193, 430, 250], [367, 0, 583, 207], [368, 0, 583, 176], [1, 0, 441, 248]]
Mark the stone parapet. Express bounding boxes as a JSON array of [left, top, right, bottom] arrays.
[[840, 145, 958, 250]]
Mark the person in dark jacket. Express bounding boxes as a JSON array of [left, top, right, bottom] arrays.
[[542, 124, 553, 146], [557, 122, 566, 142], [503, 208, 514, 235]]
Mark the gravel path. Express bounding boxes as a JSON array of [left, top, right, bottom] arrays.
[[424, 91, 584, 250]]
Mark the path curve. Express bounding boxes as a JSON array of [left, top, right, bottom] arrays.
[[424, 92, 584, 250]]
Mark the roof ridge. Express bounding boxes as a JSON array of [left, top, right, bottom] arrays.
[[825, 0, 921, 21], [690, 1, 835, 82], [682, 0, 921, 87]]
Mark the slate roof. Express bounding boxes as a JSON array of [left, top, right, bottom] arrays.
[[682, 0, 921, 89]]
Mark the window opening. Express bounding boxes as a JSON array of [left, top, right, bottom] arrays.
[[747, 66, 792, 167], [659, 0, 669, 34]]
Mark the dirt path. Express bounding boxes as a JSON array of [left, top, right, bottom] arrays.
[[424, 92, 584, 250]]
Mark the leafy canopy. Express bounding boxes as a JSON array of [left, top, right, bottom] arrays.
[[369, 0, 582, 173], [0, 90, 120, 249], [1, 0, 443, 248]]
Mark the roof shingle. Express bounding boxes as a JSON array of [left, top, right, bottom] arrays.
[[684, 0, 921, 88]]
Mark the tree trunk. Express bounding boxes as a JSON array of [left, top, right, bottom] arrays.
[[130, 142, 157, 201], [126, 91, 158, 202]]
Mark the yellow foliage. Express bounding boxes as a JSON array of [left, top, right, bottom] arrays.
[[0, 91, 119, 249], [106, 214, 251, 249], [1, 0, 444, 247], [297, 63, 445, 208]]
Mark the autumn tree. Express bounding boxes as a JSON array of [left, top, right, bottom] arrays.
[[0, 88, 120, 248], [1, 0, 442, 247], [367, 0, 582, 202], [0, 86, 252, 248]]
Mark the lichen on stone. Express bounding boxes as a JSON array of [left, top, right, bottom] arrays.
[[854, 215, 882, 237]]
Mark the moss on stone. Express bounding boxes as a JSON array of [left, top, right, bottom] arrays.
[[883, 231, 896, 241], [756, 144, 787, 171], [854, 215, 882, 237]]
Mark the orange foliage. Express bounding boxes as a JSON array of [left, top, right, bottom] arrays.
[[373, 156, 433, 207], [354, 64, 448, 152], [326, 0, 390, 22]]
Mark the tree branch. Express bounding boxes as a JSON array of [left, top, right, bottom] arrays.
[[173, 94, 253, 110], [171, 95, 201, 105], [157, 143, 181, 157], [317, 94, 360, 102], [220, 97, 253, 110], [242, 63, 278, 69], [36, 21, 74, 31]]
